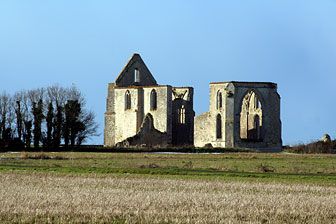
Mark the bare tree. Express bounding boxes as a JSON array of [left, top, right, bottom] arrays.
[[67, 84, 85, 105], [20, 90, 33, 148], [77, 109, 99, 145], [63, 85, 99, 147], [45, 102, 53, 149], [46, 84, 67, 106], [28, 88, 45, 149], [0, 85, 99, 150], [46, 85, 66, 149], [0, 92, 14, 146], [13, 91, 25, 140]]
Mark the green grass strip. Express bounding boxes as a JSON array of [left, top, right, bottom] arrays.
[[1, 164, 335, 185]]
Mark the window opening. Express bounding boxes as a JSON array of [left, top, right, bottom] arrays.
[[240, 90, 263, 140], [134, 68, 140, 82], [150, 89, 157, 111], [217, 91, 222, 109], [178, 105, 185, 124], [216, 114, 222, 139], [125, 90, 131, 110], [254, 96, 260, 109]]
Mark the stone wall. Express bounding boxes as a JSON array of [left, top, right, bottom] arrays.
[[104, 85, 175, 147], [104, 54, 281, 150], [104, 54, 194, 148], [114, 54, 157, 87], [104, 83, 115, 146], [143, 86, 172, 137], [194, 111, 212, 147], [113, 87, 140, 144], [194, 82, 282, 149], [172, 87, 194, 145], [194, 83, 234, 148], [116, 113, 169, 147], [231, 82, 282, 149]]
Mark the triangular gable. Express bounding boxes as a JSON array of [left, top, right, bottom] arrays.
[[115, 54, 157, 87]]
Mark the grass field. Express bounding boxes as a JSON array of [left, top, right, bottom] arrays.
[[1, 152, 336, 184], [1, 152, 336, 223]]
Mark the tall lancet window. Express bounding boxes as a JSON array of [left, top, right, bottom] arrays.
[[216, 114, 222, 139], [178, 105, 186, 124], [125, 90, 131, 110], [217, 91, 222, 109], [134, 68, 140, 82], [150, 89, 157, 111]]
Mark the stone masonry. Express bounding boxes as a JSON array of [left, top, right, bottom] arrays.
[[194, 82, 282, 149], [104, 54, 282, 150], [104, 54, 194, 147]]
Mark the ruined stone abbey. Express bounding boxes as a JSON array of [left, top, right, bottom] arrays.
[[104, 54, 282, 150]]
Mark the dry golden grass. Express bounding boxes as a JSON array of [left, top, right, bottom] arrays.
[[0, 172, 336, 223]]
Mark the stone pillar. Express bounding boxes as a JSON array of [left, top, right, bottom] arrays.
[[224, 84, 235, 148], [104, 83, 116, 146]]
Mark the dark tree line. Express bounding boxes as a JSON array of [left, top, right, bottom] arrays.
[[0, 85, 99, 150]]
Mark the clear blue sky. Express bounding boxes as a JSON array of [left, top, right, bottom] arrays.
[[1, 1, 336, 145]]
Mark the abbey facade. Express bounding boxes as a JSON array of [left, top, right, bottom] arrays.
[[104, 54, 282, 149], [104, 54, 194, 147]]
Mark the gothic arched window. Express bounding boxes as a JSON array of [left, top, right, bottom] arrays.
[[240, 90, 263, 140], [150, 89, 157, 111], [216, 114, 222, 139], [178, 105, 186, 124], [125, 90, 131, 110], [216, 91, 222, 109]]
